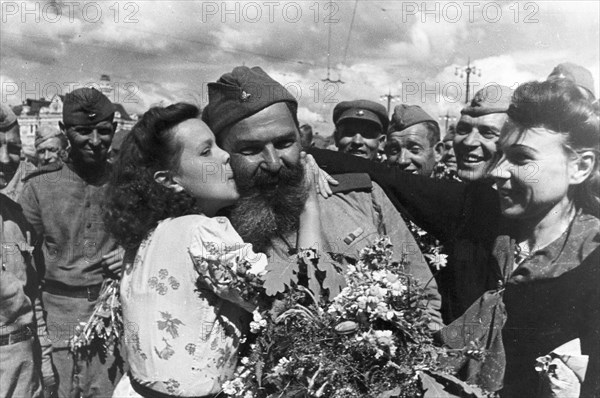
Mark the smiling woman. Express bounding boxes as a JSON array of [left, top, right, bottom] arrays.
[[307, 78, 600, 397], [488, 77, 600, 398]]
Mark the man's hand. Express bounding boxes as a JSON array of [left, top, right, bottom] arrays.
[[99, 247, 125, 277]]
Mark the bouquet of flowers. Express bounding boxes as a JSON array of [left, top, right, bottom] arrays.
[[70, 277, 123, 367], [199, 237, 489, 398]]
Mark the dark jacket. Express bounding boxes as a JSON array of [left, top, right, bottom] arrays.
[[309, 148, 600, 397]]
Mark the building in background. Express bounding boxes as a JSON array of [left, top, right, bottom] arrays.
[[11, 75, 136, 158]]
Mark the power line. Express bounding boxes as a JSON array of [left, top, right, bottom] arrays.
[[342, 0, 359, 66]]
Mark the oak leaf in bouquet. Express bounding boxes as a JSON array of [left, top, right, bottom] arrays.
[[211, 237, 488, 398]]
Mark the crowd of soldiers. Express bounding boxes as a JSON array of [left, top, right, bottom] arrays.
[[0, 61, 598, 398]]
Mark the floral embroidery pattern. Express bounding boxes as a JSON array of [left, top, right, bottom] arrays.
[[147, 270, 180, 295], [163, 378, 181, 394], [154, 337, 175, 360], [215, 345, 234, 369], [168, 275, 180, 290], [156, 283, 168, 295], [205, 242, 219, 255], [129, 330, 147, 360], [157, 311, 184, 339], [185, 343, 196, 355]]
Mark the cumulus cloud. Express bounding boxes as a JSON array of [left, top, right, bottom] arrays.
[[1, 0, 598, 124]]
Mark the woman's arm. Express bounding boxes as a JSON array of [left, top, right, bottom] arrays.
[[308, 148, 467, 243], [297, 153, 324, 251]]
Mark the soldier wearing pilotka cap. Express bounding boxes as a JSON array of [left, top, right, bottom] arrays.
[[34, 125, 68, 167], [203, 66, 443, 328], [19, 88, 123, 397], [454, 84, 513, 182], [385, 104, 441, 177], [308, 84, 514, 324], [547, 62, 596, 101]]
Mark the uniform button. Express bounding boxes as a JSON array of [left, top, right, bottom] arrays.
[[217, 217, 226, 224], [86, 223, 92, 229], [85, 202, 91, 208]]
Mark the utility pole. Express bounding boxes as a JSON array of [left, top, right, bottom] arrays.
[[380, 89, 401, 115], [455, 58, 482, 104]]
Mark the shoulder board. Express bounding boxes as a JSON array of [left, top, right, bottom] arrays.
[[330, 173, 372, 194], [22, 162, 63, 182]]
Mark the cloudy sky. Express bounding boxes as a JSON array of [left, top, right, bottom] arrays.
[[2, 0, 599, 135]]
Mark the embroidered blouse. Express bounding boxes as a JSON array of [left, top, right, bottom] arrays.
[[120, 215, 267, 396]]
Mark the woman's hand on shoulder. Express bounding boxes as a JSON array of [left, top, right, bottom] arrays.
[[302, 152, 338, 199]]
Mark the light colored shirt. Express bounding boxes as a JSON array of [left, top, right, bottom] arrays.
[[121, 215, 266, 396]]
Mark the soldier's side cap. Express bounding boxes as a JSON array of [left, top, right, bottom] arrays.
[[0, 104, 18, 132], [461, 85, 514, 117], [389, 104, 438, 134], [202, 66, 298, 137], [62, 87, 115, 127], [333, 100, 388, 132], [35, 125, 64, 147], [547, 62, 596, 97]]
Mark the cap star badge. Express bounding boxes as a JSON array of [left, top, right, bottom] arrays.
[[240, 90, 251, 102], [88, 113, 96, 119], [356, 110, 364, 116]]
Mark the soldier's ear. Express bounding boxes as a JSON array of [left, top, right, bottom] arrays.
[[434, 141, 444, 162], [378, 134, 387, 152], [154, 171, 184, 193]]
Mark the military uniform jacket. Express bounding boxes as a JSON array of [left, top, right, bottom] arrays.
[[268, 173, 443, 327], [0, 193, 55, 387], [19, 162, 117, 287]]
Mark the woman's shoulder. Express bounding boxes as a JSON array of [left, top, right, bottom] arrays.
[[157, 214, 235, 234], [572, 212, 600, 259], [154, 214, 246, 248]]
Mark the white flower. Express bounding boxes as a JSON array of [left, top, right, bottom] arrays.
[[270, 357, 290, 377], [222, 378, 244, 395], [247, 251, 268, 276], [389, 281, 407, 296], [424, 253, 448, 271], [373, 330, 393, 345], [250, 310, 267, 333], [371, 270, 386, 282]]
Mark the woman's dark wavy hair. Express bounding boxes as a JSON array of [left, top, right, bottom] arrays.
[[103, 103, 203, 249], [507, 79, 600, 217]]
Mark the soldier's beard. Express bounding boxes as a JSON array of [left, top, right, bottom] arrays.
[[228, 162, 308, 254]]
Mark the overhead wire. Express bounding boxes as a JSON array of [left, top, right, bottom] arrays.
[[342, 0, 359, 66]]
